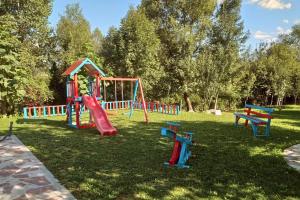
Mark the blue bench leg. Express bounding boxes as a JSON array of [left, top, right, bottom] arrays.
[[265, 124, 270, 137], [250, 122, 258, 137], [234, 116, 240, 127]]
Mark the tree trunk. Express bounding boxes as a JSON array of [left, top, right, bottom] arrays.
[[270, 94, 274, 106], [279, 97, 283, 111], [264, 95, 268, 106], [214, 93, 219, 110], [208, 96, 213, 109], [3, 99, 7, 116], [244, 96, 249, 105], [295, 95, 298, 105], [184, 92, 194, 112]]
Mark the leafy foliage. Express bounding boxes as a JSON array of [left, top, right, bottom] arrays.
[[103, 7, 162, 97], [0, 0, 54, 115], [141, 0, 216, 111], [55, 3, 104, 98], [0, 15, 25, 114]]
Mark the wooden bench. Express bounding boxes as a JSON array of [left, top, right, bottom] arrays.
[[234, 104, 274, 137]]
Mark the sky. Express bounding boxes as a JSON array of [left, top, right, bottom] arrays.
[[49, 0, 300, 49]]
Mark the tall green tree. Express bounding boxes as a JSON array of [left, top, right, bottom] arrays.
[[141, 0, 215, 111], [267, 43, 298, 106], [0, 0, 53, 114], [251, 42, 298, 106], [0, 15, 25, 114], [119, 7, 162, 97], [102, 27, 122, 76], [56, 3, 94, 65], [55, 3, 104, 99], [289, 70, 300, 104], [204, 0, 247, 110], [102, 8, 162, 97], [1, 0, 53, 71], [92, 28, 104, 56], [280, 24, 300, 104]]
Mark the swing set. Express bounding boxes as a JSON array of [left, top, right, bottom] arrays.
[[100, 77, 149, 121]]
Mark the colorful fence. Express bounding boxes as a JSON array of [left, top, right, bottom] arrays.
[[23, 101, 180, 119], [145, 102, 180, 115], [23, 105, 67, 119], [101, 100, 133, 110], [101, 101, 180, 115]]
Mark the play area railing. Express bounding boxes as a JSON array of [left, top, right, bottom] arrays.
[[23, 101, 180, 118], [23, 105, 67, 118], [101, 101, 180, 115], [140, 102, 180, 115], [101, 100, 133, 110]]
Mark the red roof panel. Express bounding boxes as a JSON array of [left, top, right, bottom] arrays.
[[62, 58, 85, 76]]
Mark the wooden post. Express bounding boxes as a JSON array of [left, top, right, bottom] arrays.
[[104, 80, 106, 101], [47, 106, 50, 116], [131, 81, 133, 100], [115, 80, 117, 101], [38, 107, 42, 117], [96, 75, 100, 97], [28, 108, 31, 118], [74, 74, 80, 128], [74, 74, 78, 97], [138, 78, 149, 123], [121, 81, 124, 101]]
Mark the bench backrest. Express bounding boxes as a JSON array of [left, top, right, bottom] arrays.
[[245, 104, 274, 119]]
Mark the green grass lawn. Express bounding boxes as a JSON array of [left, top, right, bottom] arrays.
[[1, 106, 300, 199]]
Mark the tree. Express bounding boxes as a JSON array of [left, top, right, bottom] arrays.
[[1, 0, 53, 70], [204, 0, 247, 110], [0, 0, 54, 114], [102, 27, 122, 76], [238, 49, 256, 105], [102, 8, 162, 97], [56, 4, 94, 65], [0, 15, 24, 114], [252, 42, 298, 106], [267, 43, 298, 106], [141, 0, 216, 111], [119, 7, 162, 97], [92, 28, 104, 56], [280, 24, 300, 104], [289, 70, 300, 104], [56, 3, 104, 99]]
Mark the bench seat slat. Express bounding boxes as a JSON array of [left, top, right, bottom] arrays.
[[245, 104, 274, 113], [234, 113, 267, 125], [243, 109, 273, 119]]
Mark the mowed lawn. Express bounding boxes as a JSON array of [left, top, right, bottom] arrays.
[[0, 106, 300, 199]]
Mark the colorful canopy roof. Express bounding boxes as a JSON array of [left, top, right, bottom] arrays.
[[62, 58, 106, 77]]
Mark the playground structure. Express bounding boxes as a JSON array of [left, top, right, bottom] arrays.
[[23, 59, 180, 121], [62, 58, 150, 135], [23, 58, 182, 135], [161, 122, 193, 168], [234, 104, 274, 137]]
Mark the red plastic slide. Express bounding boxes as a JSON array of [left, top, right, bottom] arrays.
[[169, 141, 181, 165], [82, 95, 117, 136]]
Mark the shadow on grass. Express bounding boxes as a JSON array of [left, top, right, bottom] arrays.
[[2, 111, 299, 199]]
